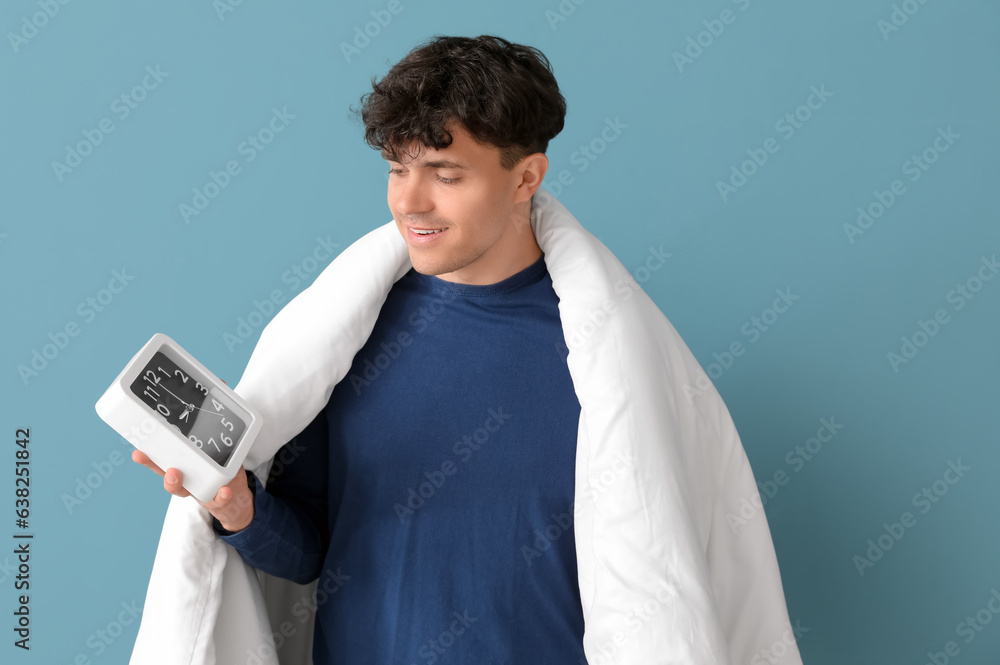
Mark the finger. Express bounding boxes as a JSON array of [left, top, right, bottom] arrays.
[[210, 484, 234, 508], [204, 468, 249, 521], [132, 450, 166, 477], [163, 467, 192, 498], [205, 467, 243, 510]]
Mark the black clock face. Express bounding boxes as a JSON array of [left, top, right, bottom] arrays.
[[129, 351, 247, 467]]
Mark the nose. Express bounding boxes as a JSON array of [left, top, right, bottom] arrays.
[[389, 171, 433, 218]]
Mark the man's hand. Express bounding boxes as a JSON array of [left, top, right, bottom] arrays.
[[131, 450, 255, 532]]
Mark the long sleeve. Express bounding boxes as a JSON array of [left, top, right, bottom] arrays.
[[213, 408, 330, 585]]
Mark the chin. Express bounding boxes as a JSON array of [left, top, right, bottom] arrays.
[[408, 250, 473, 278], [406, 252, 445, 276]]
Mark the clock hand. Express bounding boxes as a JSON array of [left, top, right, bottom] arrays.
[[188, 403, 227, 418], [158, 384, 193, 410]]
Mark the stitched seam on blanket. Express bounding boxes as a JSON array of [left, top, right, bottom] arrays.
[[186, 534, 219, 663]]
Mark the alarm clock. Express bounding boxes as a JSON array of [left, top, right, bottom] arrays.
[[95, 333, 262, 503]]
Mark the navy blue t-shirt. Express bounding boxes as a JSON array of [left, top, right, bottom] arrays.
[[217, 253, 587, 664]]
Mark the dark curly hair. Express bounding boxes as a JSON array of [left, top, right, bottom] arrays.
[[354, 34, 567, 170]]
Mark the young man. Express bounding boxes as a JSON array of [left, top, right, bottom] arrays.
[[134, 34, 587, 663]]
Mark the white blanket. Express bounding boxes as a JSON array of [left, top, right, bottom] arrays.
[[130, 190, 802, 665]]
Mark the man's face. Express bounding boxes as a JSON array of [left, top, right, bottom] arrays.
[[386, 122, 537, 284]]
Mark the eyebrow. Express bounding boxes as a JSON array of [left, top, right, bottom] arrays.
[[419, 159, 467, 169], [383, 152, 467, 170]]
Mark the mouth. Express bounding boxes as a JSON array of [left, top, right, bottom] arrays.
[[406, 226, 448, 244]]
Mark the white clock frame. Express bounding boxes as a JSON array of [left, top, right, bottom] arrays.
[[95, 333, 262, 503]]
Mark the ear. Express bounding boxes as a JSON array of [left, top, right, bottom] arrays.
[[512, 153, 549, 204]]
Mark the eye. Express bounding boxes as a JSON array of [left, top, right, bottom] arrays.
[[436, 174, 460, 185]]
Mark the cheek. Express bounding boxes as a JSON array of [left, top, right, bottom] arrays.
[[461, 189, 503, 234]]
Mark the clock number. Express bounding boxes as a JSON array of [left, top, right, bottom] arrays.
[[189, 435, 203, 449], [156, 403, 170, 418], [195, 382, 208, 395], [211, 398, 224, 413], [220, 418, 234, 432], [158, 366, 171, 378], [144, 369, 161, 385], [143, 387, 160, 401], [221, 433, 233, 447], [207, 437, 221, 453], [174, 369, 189, 384]]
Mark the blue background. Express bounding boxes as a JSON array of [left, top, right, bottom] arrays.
[[1, 0, 998, 663]]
